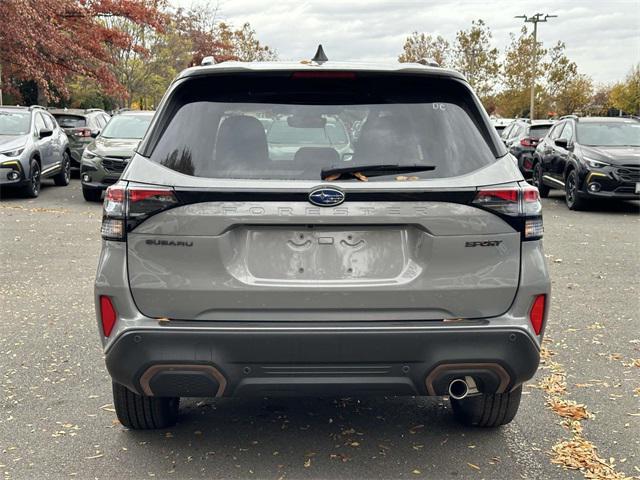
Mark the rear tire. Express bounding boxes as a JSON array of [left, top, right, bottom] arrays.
[[532, 161, 550, 198], [112, 382, 179, 430], [23, 159, 41, 198], [53, 152, 71, 186], [565, 169, 587, 211], [450, 385, 522, 427], [82, 186, 102, 202]]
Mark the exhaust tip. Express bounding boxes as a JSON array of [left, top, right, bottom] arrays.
[[448, 378, 470, 400]]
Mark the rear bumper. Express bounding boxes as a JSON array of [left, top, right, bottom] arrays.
[[105, 323, 540, 398], [97, 238, 550, 399]]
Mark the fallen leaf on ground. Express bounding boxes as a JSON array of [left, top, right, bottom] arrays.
[[551, 436, 630, 479], [537, 373, 567, 395], [547, 398, 593, 420]]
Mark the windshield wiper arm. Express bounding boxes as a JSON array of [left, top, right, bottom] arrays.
[[321, 163, 436, 180]]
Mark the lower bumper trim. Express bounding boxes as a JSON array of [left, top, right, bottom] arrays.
[[106, 326, 540, 398]]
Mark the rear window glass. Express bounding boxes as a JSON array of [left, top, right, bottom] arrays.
[[530, 126, 552, 138], [53, 115, 86, 128], [102, 114, 153, 139], [148, 74, 499, 180]]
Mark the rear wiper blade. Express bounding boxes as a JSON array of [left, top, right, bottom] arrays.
[[321, 163, 436, 180]]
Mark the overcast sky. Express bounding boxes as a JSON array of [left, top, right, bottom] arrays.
[[176, 0, 640, 85]]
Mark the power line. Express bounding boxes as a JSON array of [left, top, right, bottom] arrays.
[[515, 13, 557, 120]]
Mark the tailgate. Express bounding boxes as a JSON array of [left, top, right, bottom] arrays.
[[126, 199, 520, 321]]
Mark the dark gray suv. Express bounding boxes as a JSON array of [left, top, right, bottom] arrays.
[[501, 119, 555, 178], [95, 60, 550, 429], [49, 108, 110, 169]]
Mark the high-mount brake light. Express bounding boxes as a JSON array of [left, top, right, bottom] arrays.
[[472, 186, 543, 240], [291, 71, 357, 80], [100, 184, 179, 241]]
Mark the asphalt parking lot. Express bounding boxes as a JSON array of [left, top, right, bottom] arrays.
[[1, 179, 639, 480]]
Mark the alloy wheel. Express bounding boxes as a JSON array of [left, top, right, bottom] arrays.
[[566, 172, 576, 205], [63, 154, 71, 183], [32, 164, 41, 195], [534, 164, 543, 189]]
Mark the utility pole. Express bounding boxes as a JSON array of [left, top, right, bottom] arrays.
[[515, 13, 557, 120]]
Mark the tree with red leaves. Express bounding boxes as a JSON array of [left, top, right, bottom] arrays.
[[0, 0, 165, 103]]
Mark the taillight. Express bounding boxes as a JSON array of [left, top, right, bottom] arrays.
[[101, 183, 178, 241], [472, 185, 543, 240], [100, 295, 117, 337], [520, 137, 540, 147], [73, 128, 92, 137], [101, 185, 126, 240], [529, 294, 546, 335]]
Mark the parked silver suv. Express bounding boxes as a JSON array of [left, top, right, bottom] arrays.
[[95, 59, 550, 429], [0, 106, 71, 197]]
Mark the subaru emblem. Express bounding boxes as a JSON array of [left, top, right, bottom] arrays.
[[308, 187, 345, 207]]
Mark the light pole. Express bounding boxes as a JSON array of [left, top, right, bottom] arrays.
[[515, 13, 557, 120]]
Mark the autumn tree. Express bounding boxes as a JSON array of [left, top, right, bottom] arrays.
[[452, 20, 499, 100], [215, 22, 278, 62], [541, 41, 593, 116], [398, 32, 450, 66], [178, 4, 276, 65], [101, 4, 276, 108], [610, 64, 640, 115], [499, 26, 546, 117], [0, 0, 165, 103]]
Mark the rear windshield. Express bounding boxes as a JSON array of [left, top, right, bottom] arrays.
[[52, 114, 86, 128], [148, 73, 499, 180], [577, 121, 640, 147], [0, 111, 30, 135], [530, 125, 552, 138], [102, 114, 153, 139]]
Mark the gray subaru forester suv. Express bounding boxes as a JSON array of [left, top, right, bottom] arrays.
[[95, 59, 550, 430]]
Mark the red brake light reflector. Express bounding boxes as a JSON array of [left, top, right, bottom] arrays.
[[529, 294, 546, 335], [100, 296, 117, 337]]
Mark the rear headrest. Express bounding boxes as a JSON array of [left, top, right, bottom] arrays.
[[353, 114, 418, 163], [215, 115, 268, 171], [293, 147, 340, 168]]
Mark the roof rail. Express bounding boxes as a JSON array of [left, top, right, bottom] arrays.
[[84, 108, 103, 113], [29, 105, 46, 111], [559, 114, 579, 121]]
